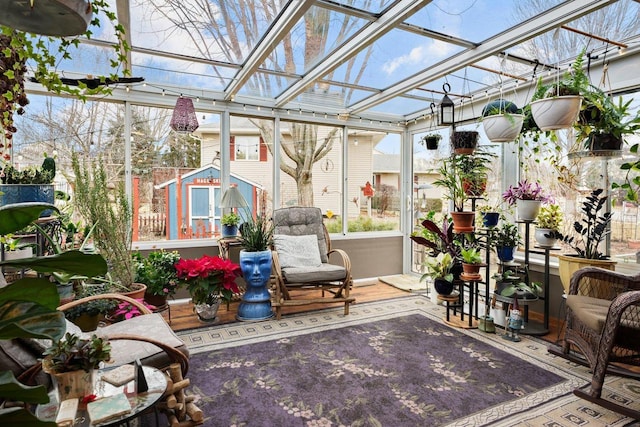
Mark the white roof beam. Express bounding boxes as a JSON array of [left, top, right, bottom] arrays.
[[224, 0, 315, 100], [349, 0, 617, 114], [275, 0, 432, 107]]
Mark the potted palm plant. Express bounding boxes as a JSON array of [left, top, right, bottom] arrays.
[[236, 214, 275, 321], [433, 157, 474, 233], [555, 189, 616, 294]]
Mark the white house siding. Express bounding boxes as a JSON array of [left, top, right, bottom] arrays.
[[197, 124, 389, 219]]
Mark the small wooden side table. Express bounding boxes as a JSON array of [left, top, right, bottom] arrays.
[[217, 236, 242, 260]]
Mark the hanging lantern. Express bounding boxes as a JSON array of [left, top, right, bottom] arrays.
[[439, 83, 455, 126], [170, 97, 199, 133]]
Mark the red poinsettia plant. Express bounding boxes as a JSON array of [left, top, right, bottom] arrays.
[[175, 255, 241, 305]]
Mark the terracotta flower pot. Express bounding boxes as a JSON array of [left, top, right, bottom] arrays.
[[450, 211, 475, 233]]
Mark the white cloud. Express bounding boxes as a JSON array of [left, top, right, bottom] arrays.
[[382, 40, 454, 75]]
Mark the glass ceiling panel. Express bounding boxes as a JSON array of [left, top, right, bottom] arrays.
[[328, 0, 398, 14], [257, 5, 369, 77], [404, 0, 564, 44], [236, 71, 298, 98], [132, 52, 237, 91], [130, 0, 285, 63], [329, 27, 466, 92], [368, 95, 432, 117]]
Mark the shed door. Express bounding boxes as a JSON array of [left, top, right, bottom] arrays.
[[189, 186, 220, 235]]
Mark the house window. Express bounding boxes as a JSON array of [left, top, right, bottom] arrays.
[[233, 136, 260, 161]]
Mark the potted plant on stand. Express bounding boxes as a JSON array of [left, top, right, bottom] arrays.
[[534, 204, 563, 248], [71, 154, 145, 298], [236, 214, 275, 321], [460, 246, 484, 281], [481, 99, 524, 143], [494, 222, 521, 263], [502, 179, 553, 222], [574, 88, 640, 152], [133, 249, 181, 308], [433, 157, 474, 233], [221, 212, 241, 237], [175, 254, 241, 322], [42, 333, 111, 402], [458, 149, 497, 198], [422, 252, 455, 296], [555, 189, 616, 295]]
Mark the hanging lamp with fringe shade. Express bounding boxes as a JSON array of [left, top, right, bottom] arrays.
[[170, 97, 199, 133]]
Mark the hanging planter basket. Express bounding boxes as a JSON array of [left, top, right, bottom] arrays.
[[530, 96, 582, 131], [587, 133, 623, 151], [421, 135, 441, 150], [451, 131, 479, 155], [482, 114, 524, 142]]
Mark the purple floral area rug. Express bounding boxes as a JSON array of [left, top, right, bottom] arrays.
[[187, 313, 566, 426]]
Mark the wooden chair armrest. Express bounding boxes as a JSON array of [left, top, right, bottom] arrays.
[[328, 248, 351, 272], [105, 334, 190, 376], [58, 293, 153, 315]]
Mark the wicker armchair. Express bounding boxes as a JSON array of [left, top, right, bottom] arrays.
[[550, 267, 640, 419], [271, 207, 355, 320]]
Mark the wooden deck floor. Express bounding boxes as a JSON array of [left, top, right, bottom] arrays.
[[161, 280, 563, 344]]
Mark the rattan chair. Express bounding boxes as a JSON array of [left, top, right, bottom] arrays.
[[549, 267, 640, 419], [271, 206, 354, 320]]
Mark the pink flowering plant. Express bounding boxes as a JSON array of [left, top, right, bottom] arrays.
[[175, 255, 241, 305], [110, 299, 156, 321], [502, 180, 553, 205]]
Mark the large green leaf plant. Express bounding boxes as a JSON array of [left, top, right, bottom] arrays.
[[0, 202, 108, 425]]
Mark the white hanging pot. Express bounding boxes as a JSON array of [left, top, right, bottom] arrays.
[[482, 114, 524, 142], [534, 228, 557, 248], [530, 96, 582, 131], [516, 200, 541, 222]]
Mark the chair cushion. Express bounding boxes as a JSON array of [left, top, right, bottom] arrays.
[[273, 207, 329, 263], [274, 234, 322, 268], [282, 263, 346, 283], [96, 313, 189, 368], [567, 295, 611, 333]]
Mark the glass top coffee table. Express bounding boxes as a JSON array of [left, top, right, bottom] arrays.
[[37, 365, 167, 427]]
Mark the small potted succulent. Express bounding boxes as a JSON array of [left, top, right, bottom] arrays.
[[534, 204, 563, 248]]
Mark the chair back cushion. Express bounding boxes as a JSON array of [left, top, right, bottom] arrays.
[[273, 234, 322, 268], [273, 207, 328, 263]]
